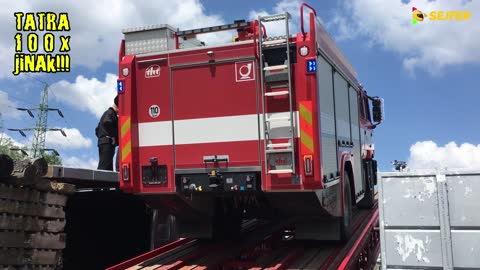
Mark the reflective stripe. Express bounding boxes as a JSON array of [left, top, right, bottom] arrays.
[[121, 117, 131, 138], [299, 102, 314, 154], [120, 116, 132, 162], [122, 141, 132, 162], [300, 130, 314, 152], [299, 103, 313, 126]]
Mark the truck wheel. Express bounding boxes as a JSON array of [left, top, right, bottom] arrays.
[[358, 161, 375, 209], [340, 172, 353, 242], [150, 211, 179, 250]]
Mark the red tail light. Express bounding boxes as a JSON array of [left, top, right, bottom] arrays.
[[304, 155, 313, 176]]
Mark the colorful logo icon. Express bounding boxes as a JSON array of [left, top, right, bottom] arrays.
[[412, 7, 427, 24], [411, 6, 471, 24]]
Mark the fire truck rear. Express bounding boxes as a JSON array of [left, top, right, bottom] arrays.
[[116, 3, 384, 243]]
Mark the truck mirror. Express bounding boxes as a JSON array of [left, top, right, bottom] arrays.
[[372, 97, 384, 124]]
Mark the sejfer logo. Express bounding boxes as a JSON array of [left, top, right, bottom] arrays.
[[412, 6, 471, 25], [145, 64, 160, 78], [235, 61, 255, 82]]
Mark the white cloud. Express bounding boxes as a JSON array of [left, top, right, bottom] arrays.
[[63, 156, 98, 169], [45, 127, 92, 149], [49, 74, 117, 118], [248, 0, 305, 37], [0, 91, 22, 119], [3, 126, 91, 152], [0, 0, 231, 78], [326, 12, 357, 42], [407, 141, 480, 170], [329, 0, 480, 75]]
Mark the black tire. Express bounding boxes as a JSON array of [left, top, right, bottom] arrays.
[[358, 161, 375, 209], [150, 211, 179, 250], [340, 172, 353, 242]]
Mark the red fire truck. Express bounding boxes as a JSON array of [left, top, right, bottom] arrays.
[[116, 3, 384, 243]]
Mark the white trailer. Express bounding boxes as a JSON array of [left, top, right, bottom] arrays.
[[378, 170, 480, 269]]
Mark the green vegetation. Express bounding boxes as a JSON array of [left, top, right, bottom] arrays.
[[0, 136, 27, 160], [42, 152, 62, 165], [0, 136, 62, 165]]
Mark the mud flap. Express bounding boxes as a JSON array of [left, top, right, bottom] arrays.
[[150, 210, 179, 249], [358, 160, 376, 209]]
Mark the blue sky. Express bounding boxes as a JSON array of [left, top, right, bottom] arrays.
[[0, 0, 479, 171]]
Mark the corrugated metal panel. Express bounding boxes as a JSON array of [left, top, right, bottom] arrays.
[[122, 24, 177, 34], [317, 54, 337, 180], [333, 72, 350, 143], [379, 171, 480, 269], [123, 25, 177, 55]]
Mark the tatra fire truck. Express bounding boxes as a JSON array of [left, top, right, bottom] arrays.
[[116, 3, 384, 244]]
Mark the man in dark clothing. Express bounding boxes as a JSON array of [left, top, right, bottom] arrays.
[[96, 96, 119, 171]]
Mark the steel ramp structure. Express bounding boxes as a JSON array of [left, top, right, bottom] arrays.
[[106, 198, 380, 270], [45, 165, 119, 188]]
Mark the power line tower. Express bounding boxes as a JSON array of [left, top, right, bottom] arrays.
[[8, 82, 66, 158], [31, 83, 65, 158]]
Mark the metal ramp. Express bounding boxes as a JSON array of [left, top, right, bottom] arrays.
[[258, 12, 295, 175], [45, 165, 119, 188]]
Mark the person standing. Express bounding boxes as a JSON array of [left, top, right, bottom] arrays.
[[96, 96, 119, 171]]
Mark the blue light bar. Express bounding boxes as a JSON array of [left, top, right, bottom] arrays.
[[307, 59, 317, 73], [117, 80, 124, 93]]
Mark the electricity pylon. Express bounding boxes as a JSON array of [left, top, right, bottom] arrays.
[[8, 83, 66, 158]]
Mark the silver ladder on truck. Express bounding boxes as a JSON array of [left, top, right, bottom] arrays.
[[258, 12, 296, 175]]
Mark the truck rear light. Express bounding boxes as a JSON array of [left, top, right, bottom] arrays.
[[304, 155, 313, 176], [122, 67, 129, 77], [299, 45, 309, 57], [122, 164, 130, 182], [246, 175, 254, 189]]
